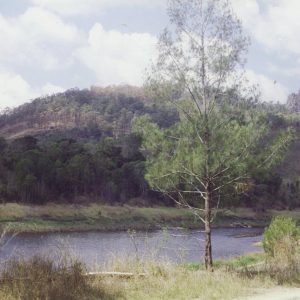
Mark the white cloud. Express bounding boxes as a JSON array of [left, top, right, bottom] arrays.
[[39, 83, 65, 96], [0, 71, 63, 109], [30, 0, 165, 16], [0, 6, 159, 106], [76, 23, 157, 86], [233, 0, 300, 55], [0, 7, 82, 70], [0, 0, 295, 109], [0, 72, 36, 109], [246, 69, 288, 103]]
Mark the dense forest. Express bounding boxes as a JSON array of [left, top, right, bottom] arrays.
[[0, 85, 300, 208], [0, 86, 178, 204]]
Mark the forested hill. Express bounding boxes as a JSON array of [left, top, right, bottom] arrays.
[[0, 86, 179, 205], [1, 85, 300, 209], [0, 85, 178, 140]]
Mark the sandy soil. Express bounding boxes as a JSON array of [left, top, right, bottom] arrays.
[[239, 287, 300, 300]]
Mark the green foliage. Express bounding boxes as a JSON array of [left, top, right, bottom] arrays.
[[0, 85, 298, 208], [263, 216, 300, 284], [263, 216, 300, 257], [134, 104, 294, 205], [184, 253, 264, 271], [0, 87, 180, 205], [0, 134, 148, 204]]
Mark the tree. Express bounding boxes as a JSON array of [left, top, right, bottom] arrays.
[[134, 0, 294, 271]]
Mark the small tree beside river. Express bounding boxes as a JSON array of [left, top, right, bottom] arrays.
[[134, 0, 294, 271]]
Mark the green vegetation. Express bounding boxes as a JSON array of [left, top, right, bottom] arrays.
[[0, 134, 152, 204], [263, 216, 300, 283], [184, 253, 265, 271], [0, 81, 299, 211], [0, 74, 298, 213], [263, 216, 300, 257], [0, 86, 178, 205]]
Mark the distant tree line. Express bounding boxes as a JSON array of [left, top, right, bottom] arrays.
[[0, 134, 165, 204]]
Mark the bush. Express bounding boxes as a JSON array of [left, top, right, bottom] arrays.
[[263, 216, 300, 257], [263, 216, 300, 283]]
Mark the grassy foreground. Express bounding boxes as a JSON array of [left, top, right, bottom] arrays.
[[0, 253, 274, 300], [0, 202, 299, 232]]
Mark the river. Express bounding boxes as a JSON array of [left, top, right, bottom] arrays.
[[0, 227, 263, 270]]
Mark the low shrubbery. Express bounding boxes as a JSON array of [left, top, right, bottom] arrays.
[[263, 216, 300, 257], [263, 216, 300, 283]]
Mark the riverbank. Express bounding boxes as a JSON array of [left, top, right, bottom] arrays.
[[0, 203, 299, 233]]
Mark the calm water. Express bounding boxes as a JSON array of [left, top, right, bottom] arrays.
[[0, 228, 263, 270]]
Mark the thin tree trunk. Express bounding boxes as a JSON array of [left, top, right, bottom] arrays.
[[204, 185, 213, 271]]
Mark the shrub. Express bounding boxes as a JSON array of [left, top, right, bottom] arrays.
[[263, 216, 300, 257], [263, 216, 300, 283]]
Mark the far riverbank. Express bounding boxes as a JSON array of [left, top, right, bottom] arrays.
[[0, 203, 298, 233]]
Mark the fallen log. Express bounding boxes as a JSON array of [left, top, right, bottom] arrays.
[[235, 262, 265, 272], [85, 271, 147, 278]]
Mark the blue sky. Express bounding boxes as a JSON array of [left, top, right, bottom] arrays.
[[0, 0, 299, 109]]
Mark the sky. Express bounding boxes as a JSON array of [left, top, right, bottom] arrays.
[[0, 0, 300, 109]]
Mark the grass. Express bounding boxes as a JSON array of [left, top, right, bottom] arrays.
[[0, 203, 197, 232], [184, 253, 265, 272], [0, 254, 274, 300], [1, 202, 300, 233], [113, 269, 272, 300], [0, 255, 119, 300]]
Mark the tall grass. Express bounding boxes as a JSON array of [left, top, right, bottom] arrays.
[[0, 253, 275, 300], [98, 255, 273, 300], [0, 255, 120, 300], [264, 236, 300, 284]]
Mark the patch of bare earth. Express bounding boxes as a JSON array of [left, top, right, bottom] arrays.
[[237, 287, 300, 300]]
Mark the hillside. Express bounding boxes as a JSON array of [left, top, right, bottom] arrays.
[[0, 86, 180, 205], [0, 85, 178, 140], [0, 86, 300, 209]]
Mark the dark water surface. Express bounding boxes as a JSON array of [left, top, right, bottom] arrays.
[[0, 228, 263, 270]]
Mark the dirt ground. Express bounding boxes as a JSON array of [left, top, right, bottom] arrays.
[[239, 287, 300, 300]]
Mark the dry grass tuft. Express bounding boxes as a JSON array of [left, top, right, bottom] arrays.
[[0, 255, 120, 300], [265, 236, 300, 284], [96, 255, 273, 300]]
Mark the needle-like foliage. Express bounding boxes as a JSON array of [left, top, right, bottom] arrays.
[[134, 0, 294, 271]]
